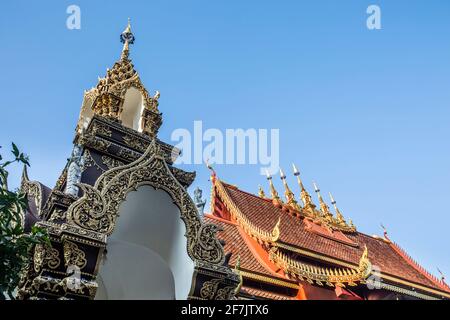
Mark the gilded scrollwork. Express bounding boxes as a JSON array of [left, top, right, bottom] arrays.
[[91, 121, 112, 137], [21, 180, 44, 216], [48, 209, 66, 222], [34, 244, 61, 272], [54, 167, 67, 191], [123, 134, 148, 152], [77, 133, 111, 154], [101, 155, 124, 170], [268, 246, 372, 288], [82, 149, 106, 173], [200, 279, 221, 299], [66, 140, 225, 265], [199, 279, 236, 300], [63, 241, 87, 269]]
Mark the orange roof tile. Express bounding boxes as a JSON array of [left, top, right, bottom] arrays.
[[204, 215, 274, 277], [213, 180, 450, 295], [239, 286, 297, 300]]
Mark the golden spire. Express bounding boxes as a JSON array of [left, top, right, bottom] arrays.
[[313, 182, 333, 220], [120, 18, 135, 60], [258, 185, 266, 198], [265, 170, 282, 206], [329, 192, 345, 224], [279, 168, 301, 211], [292, 164, 315, 210]]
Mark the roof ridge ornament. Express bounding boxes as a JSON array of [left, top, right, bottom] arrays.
[[265, 170, 282, 207], [279, 168, 301, 211], [120, 18, 135, 60], [437, 268, 447, 285], [258, 185, 266, 198], [292, 164, 315, 213], [329, 192, 346, 225], [313, 181, 333, 220]]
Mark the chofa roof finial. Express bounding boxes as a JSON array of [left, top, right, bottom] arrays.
[[120, 18, 135, 60], [258, 185, 266, 198], [279, 168, 300, 211], [313, 181, 333, 219], [381, 223, 388, 238], [265, 170, 282, 207], [329, 192, 345, 224]]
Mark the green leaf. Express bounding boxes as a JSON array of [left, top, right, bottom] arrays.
[[11, 143, 19, 158]]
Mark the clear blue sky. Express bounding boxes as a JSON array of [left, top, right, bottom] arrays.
[[1, 1, 449, 280]]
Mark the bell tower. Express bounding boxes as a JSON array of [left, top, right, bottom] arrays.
[[17, 20, 240, 300], [76, 19, 162, 138]]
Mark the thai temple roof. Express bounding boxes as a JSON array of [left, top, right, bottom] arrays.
[[16, 20, 449, 301], [205, 173, 450, 300]]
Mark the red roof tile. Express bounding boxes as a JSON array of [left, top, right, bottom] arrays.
[[215, 180, 449, 294], [204, 215, 273, 277], [239, 286, 297, 300]]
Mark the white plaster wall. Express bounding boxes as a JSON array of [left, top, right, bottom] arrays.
[[120, 88, 144, 131], [95, 186, 195, 300]]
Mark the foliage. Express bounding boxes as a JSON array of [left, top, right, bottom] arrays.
[[0, 143, 49, 300]]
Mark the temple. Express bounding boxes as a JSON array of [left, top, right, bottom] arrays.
[[204, 169, 450, 300], [16, 22, 449, 300]]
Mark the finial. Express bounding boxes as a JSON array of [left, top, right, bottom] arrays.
[[258, 185, 266, 198], [292, 164, 315, 211], [329, 192, 345, 224], [206, 159, 216, 180], [313, 182, 333, 219], [381, 223, 388, 238], [279, 168, 286, 179], [120, 18, 135, 60], [349, 219, 354, 228], [266, 170, 282, 206], [279, 167, 300, 211], [313, 181, 319, 193], [437, 268, 446, 283], [124, 17, 131, 34]]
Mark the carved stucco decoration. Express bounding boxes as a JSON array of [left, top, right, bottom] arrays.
[[200, 279, 236, 300], [63, 241, 88, 269], [20, 175, 44, 217], [66, 140, 225, 264], [34, 244, 61, 272], [81, 67, 161, 138]]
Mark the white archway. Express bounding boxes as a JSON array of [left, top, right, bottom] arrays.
[[120, 87, 145, 131], [95, 185, 195, 300]]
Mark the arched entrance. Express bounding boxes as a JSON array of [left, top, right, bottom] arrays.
[[95, 186, 194, 299]]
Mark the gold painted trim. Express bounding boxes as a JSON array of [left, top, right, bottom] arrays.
[[269, 246, 371, 287], [278, 243, 450, 298], [379, 273, 450, 299], [214, 179, 279, 243], [239, 270, 299, 290]]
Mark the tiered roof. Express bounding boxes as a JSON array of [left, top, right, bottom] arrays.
[[205, 173, 450, 300]]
